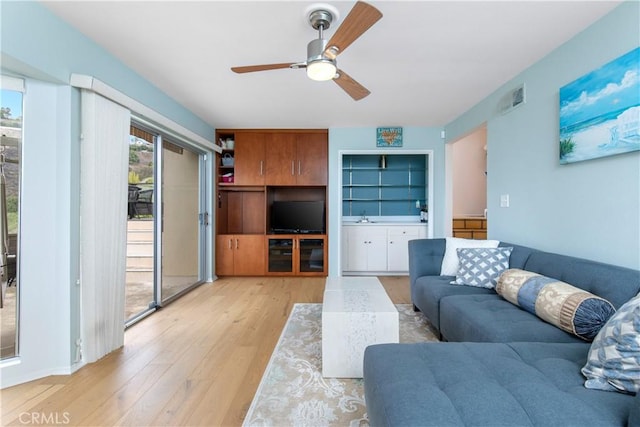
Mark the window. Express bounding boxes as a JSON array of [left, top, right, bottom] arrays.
[[0, 76, 24, 360]]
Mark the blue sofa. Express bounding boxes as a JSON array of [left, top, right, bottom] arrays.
[[363, 238, 640, 426]]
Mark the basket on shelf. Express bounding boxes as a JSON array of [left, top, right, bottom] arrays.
[[221, 153, 234, 166], [221, 173, 234, 183]]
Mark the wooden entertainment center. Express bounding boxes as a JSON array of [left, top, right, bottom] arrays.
[[215, 129, 328, 276]]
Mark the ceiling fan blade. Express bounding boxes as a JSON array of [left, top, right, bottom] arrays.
[[334, 69, 370, 101], [324, 1, 382, 59], [231, 63, 297, 73]]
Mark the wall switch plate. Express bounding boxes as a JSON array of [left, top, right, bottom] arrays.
[[500, 194, 510, 208]]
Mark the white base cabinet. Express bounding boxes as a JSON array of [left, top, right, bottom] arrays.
[[342, 224, 427, 274]]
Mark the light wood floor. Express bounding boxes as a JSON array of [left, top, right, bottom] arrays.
[[1, 276, 410, 427]]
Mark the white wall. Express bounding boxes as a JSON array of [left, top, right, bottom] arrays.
[[445, 1, 640, 269], [452, 127, 487, 216]]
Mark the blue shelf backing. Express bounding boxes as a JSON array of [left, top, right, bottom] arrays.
[[342, 154, 428, 216]]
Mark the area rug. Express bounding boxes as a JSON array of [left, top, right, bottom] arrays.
[[243, 303, 439, 427]]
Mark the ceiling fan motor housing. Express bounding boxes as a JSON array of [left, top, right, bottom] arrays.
[[307, 38, 331, 63], [306, 38, 337, 81]]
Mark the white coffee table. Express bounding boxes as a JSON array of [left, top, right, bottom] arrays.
[[322, 276, 399, 378]]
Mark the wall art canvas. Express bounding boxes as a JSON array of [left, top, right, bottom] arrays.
[[559, 47, 640, 164], [376, 127, 403, 147]]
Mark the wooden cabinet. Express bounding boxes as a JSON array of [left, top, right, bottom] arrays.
[[266, 235, 326, 276], [234, 132, 265, 185], [216, 189, 265, 276], [214, 129, 328, 277], [343, 224, 427, 274], [216, 234, 265, 276], [264, 133, 296, 185], [216, 189, 265, 235], [264, 131, 328, 186], [453, 217, 487, 239], [294, 132, 328, 185]]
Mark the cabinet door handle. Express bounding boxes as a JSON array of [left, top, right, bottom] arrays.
[[236, 239, 239, 249], [291, 161, 295, 176], [298, 160, 301, 175], [260, 160, 264, 176], [228, 239, 232, 249]]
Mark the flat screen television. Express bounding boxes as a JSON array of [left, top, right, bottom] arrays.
[[271, 201, 325, 234]]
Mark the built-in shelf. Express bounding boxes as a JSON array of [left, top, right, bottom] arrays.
[[342, 154, 428, 216]]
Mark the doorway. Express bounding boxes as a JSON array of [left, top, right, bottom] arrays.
[[450, 126, 488, 238]]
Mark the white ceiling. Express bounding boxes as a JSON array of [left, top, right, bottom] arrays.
[[42, 1, 620, 130]]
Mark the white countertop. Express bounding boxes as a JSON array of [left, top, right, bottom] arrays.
[[342, 216, 427, 225]]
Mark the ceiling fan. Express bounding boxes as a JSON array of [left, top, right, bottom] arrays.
[[231, 1, 383, 101]]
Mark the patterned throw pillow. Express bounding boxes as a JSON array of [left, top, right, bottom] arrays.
[[496, 269, 616, 341], [582, 293, 640, 394], [440, 237, 500, 276], [452, 247, 513, 289]]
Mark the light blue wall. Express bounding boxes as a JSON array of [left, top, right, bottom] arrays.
[[445, 1, 640, 269], [1, 1, 213, 141], [328, 127, 444, 275]]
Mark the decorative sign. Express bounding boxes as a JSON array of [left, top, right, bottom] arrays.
[[559, 47, 639, 164], [376, 127, 403, 147]]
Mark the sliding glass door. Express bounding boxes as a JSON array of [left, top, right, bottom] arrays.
[[125, 122, 207, 325], [126, 126, 156, 323], [159, 139, 205, 303]]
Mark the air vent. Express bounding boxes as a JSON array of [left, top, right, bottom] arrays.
[[497, 83, 526, 115]]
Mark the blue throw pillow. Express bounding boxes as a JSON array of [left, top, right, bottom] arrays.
[[452, 247, 513, 289], [581, 293, 640, 394]]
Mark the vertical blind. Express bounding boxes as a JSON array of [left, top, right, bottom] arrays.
[[80, 91, 130, 363]]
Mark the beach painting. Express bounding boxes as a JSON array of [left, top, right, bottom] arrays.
[[559, 47, 640, 164]]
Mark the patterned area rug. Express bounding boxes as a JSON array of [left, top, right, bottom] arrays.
[[243, 303, 439, 427]]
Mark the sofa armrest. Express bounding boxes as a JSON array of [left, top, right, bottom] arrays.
[[408, 238, 446, 288]]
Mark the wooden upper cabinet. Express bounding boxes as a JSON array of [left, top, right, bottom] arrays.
[[296, 132, 327, 185], [264, 133, 297, 185], [234, 132, 265, 185], [264, 131, 327, 186]]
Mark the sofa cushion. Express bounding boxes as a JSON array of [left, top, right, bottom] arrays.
[[496, 269, 616, 341], [439, 294, 583, 343], [453, 247, 513, 289], [582, 293, 640, 394], [499, 241, 538, 270], [411, 276, 494, 330], [523, 251, 640, 309], [440, 237, 499, 276], [629, 394, 640, 426], [364, 342, 636, 427]]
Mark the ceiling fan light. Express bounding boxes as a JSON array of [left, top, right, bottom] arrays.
[[306, 60, 337, 81]]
